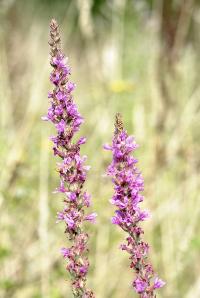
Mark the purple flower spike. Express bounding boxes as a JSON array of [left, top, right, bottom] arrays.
[[104, 113, 165, 298], [44, 19, 95, 298]]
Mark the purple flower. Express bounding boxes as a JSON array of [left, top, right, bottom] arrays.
[[52, 55, 67, 68], [138, 210, 150, 221], [84, 213, 97, 223], [44, 19, 95, 297], [111, 216, 121, 225], [67, 82, 76, 92], [55, 105, 63, 116], [56, 211, 65, 222], [133, 278, 147, 293], [65, 216, 75, 229], [79, 265, 88, 274], [67, 192, 77, 201], [50, 71, 60, 85], [61, 247, 70, 258], [77, 137, 87, 145], [56, 119, 65, 134], [104, 113, 165, 297], [56, 90, 67, 101], [83, 192, 91, 207], [103, 144, 112, 150], [153, 277, 166, 289]]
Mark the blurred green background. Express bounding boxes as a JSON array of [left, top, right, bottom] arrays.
[[1, 0, 200, 297]]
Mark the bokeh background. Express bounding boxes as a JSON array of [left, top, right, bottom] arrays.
[[1, 0, 200, 297]]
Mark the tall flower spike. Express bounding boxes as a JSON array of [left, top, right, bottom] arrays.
[[43, 19, 96, 297], [104, 113, 165, 297]]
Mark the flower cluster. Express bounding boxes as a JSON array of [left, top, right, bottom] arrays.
[[43, 19, 96, 298], [104, 113, 165, 297]]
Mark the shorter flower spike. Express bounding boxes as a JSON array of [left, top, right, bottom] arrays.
[[104, 113, 165, 298]]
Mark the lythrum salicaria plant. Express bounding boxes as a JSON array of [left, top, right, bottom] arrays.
[[42, 19, 96, 297], [104, 113, 165, 298]]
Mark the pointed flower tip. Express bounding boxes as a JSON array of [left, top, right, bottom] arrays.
[[50, 18, 58, 27], [115, 112, 124, 135]]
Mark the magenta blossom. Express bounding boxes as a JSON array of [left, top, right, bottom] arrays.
[[104, 113, 165, 297], [153, 277, 166, 289], [84, 213, 97, 223]]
